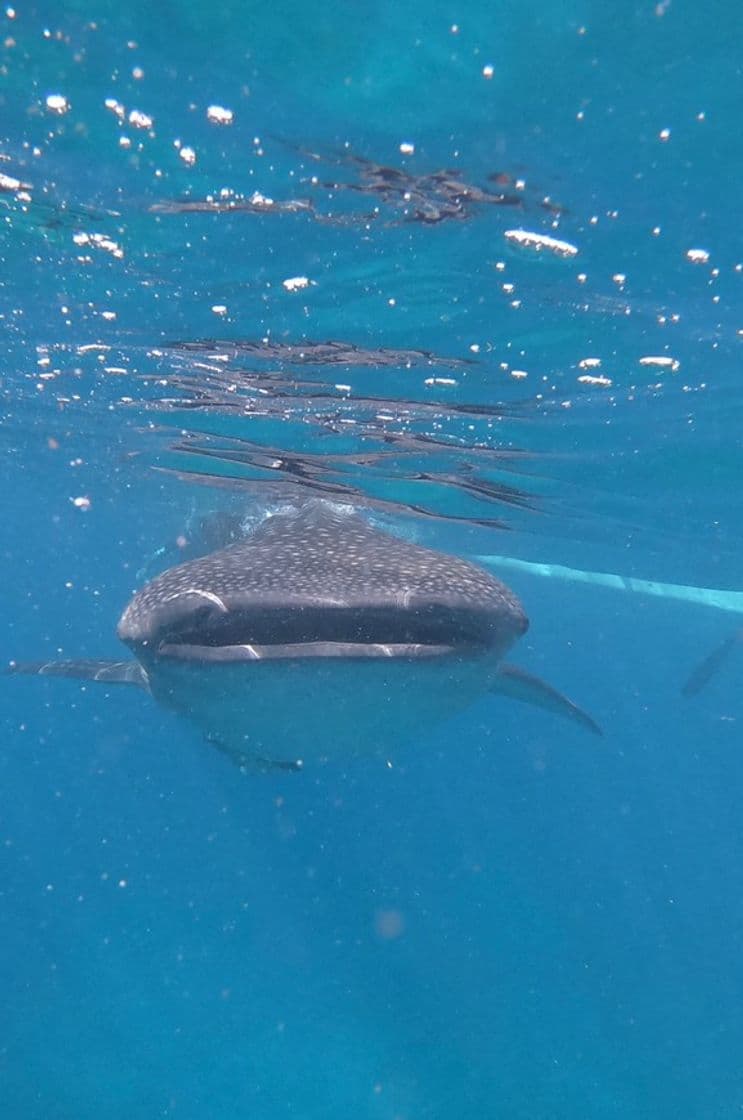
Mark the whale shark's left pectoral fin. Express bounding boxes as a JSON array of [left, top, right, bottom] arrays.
[[6, 659, 148, 689], [493, 663, 602, 736]]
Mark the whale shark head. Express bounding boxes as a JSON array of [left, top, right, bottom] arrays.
[[117, 501, 528, 669]]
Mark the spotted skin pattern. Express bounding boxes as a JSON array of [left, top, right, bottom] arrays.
[[118, 502, 527, 657]]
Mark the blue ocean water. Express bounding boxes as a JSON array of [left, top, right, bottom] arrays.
[[2, 1, 743, 1116]]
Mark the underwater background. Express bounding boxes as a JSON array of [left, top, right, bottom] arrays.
[[2, 1, 743, 1116]]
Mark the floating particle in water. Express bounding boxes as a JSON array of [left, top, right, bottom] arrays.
[[207, 105, 234, 125], [0, 170, 30, 192], [577, 374, 612, 387], [399, 141, 415, 155], [178, 145, 197, 166], [72, 231, 124, 259], [248, 190, 274, 207], [686, 247, 709, 264], [374, 909, 405, 940], [128, 109, 153, 130], [504, 228, 578, 257], [45, 93, 69, 114], [77, 344, 107, 356], [578, 357, 602, 370], [482, 64, 494, 78], [104, 97, 125, 119], [639, 355, 680, 371], [282, 276, 311, 292], [71, 496, 91, 510]]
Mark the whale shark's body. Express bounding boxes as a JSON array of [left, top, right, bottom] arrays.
[[8, 502, 600, 770]]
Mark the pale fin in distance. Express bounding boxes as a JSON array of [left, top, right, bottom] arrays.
[[492, 662, 602, 737], [682, 628, 743, 697], [6, 659, 148, 689]]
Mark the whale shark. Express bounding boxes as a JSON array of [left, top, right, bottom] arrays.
[[8, 502, 600, 771]]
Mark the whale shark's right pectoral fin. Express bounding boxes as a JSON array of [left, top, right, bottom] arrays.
[[682, 628, 743, 697], [492, 662, 602, 736], [6, 659, 149, 689]]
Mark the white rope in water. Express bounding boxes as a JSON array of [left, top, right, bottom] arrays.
[[476, 555, 743, 616]]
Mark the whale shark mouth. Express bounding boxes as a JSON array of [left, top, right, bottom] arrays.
[[154, 639, 467, 662], [128, 601, 516, 663]]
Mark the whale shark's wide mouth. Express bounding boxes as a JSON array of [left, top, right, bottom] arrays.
[[154, 639, 469, 662], [120, 599, 526, 663]]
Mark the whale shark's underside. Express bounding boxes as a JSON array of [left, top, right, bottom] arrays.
[[8, 502, 601, 771]]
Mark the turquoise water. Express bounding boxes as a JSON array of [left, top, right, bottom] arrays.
[[2, 2, 743, 1116]]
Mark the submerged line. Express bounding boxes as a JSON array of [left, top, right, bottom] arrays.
[[476, 555, 743, 616]]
